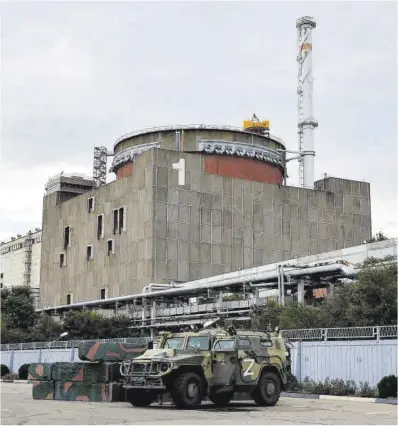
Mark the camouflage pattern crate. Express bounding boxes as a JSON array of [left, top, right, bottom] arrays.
[[54, 381, 125, 402], [78, 342, 147, 362], [52, 362, 121, 383], [28, 363, 53, 381], [32, 381, 55, 400]]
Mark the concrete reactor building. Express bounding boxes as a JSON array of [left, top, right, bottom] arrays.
[[0, 229, 42, 307], [39, 122, 372, 308]]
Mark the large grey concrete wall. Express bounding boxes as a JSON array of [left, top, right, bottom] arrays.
[[151, 149, 372, 284], [40, 151, 155, 308], [40, 147, 372, 307]]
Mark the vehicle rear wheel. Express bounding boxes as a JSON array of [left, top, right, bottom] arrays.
[[170, 372, 204, 409], [252, 371, 281, 407], [208, 391, 234, 407], [126, 389, 156, 407]]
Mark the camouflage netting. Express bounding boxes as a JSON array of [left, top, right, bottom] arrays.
[[78, 341, 147, 362], [54, 381, 126, 402], [51, 362, 121, 383], [32, 381, 55, 400], [28, 363, 53, 381]]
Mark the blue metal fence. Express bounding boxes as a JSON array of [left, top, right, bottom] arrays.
[[1, 335, 397, 387]]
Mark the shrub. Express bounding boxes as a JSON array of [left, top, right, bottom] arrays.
[[1, 373, 18, 381], [1, 364, 10, 377], [286, 372, 301, 392], [377, 375, 398, 399], [18, 364, 30, 380], [357, 381, 378, 398]]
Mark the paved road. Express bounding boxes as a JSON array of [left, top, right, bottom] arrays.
[[1, 383, 396, 425]]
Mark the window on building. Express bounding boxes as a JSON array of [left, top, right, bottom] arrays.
[[0, 283, 2, 289], [66, 293, 72, 305], [107, 239, 114, 256], [118, 207, 125, 233], [97, 214, 104, 240], [87, 245, 93, 261], [88, 197, 95, 213], [60, 253, 65, 267], [64, 226, 71, 249], [113, 207, 126, 234], [0, 273, 3, 279], [100, 288, 106, 300], [113, 209, 118, 234]]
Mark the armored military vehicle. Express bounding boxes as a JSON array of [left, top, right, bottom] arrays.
[[120, 319, 291, 409]]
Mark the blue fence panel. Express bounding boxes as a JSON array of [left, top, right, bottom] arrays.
[[293, 340, 398, 387], [40, 349, 73, 365]]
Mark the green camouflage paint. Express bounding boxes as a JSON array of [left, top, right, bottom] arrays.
[[28, 363, 53, 382], [51, 362, 121, 383], [32, 381, 54, 400], [54, 381, 125, 402], [78, 342, 147, 362]]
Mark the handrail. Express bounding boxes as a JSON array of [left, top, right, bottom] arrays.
[[1, 325, 396, 351]]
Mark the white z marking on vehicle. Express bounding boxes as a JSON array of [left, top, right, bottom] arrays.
[[243, 358, 255, 377]]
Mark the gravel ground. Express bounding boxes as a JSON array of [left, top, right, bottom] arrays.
[[1, 383, 397, 425]]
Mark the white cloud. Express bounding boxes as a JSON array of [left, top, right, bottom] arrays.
[[0, 0, 396, 240]]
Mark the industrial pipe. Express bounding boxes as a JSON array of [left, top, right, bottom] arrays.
[[38, 262, 359, 313]]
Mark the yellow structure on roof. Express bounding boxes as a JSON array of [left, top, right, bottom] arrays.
[[243, 114, 270, 131], [243, 120, 270, 130]]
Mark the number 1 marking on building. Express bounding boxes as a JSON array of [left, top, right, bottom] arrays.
[[172, 158, 185, 186]]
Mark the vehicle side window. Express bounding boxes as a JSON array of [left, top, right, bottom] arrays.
[[164, 338, 184, 349], [214, 340, 235, 350], [186, 336, 209, 350], [238, 338, 251, 349], [260, 339, 272, 348]]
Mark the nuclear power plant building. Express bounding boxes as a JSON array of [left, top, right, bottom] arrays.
[[39, 125, 372, 308]]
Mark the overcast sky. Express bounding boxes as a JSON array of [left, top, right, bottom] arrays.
[[0, 1, 396, 242]]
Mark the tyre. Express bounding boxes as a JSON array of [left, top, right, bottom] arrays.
[[208, 391, 234, 407], [252, 371, 281, 407], [170, 372, 204, 409], [126, 389, 156, 407]]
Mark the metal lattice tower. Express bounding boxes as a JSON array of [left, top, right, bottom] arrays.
[[93, 146, 109, 187], [296, 16, 318, 189], [23, 231, 33, 286]]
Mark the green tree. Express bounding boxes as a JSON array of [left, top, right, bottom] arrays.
[[29, 313, 63, 342], [279, 303, 325, 330], [251, 300, 283, 330], [344, 260, 397, 326], [1, 286, 37, 331], [366, 231, 388, 243]]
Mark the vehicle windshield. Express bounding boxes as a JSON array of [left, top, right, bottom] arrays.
[[186, 336, 209, 350], [164, 337, 185, 349], [213, 339, 236, 350]]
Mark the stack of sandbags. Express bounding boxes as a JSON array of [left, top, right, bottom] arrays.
[[29, 363, 55, 400], [30, 341, 147, 403], [52, 363, 125, 402]]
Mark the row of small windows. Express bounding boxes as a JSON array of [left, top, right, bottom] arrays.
[[59, 239, 115, 267], [63, 206, 125, 250], [66, 288, 107, 305], [0, 236, 42, 255]]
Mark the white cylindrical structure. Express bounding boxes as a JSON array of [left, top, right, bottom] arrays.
[[296, 16, 318, 189]]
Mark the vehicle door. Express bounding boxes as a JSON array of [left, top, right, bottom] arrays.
[[236, 337, 262, 385], [210, 338, 238, 386]]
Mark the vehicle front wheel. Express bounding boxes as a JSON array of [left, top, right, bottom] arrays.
[[208, 391, 234, 407], [252, 371, 281, 407], [170, 372, 204, 409], [126, 389, 156, 407]]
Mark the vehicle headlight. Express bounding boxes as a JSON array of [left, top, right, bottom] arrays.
[[160, 363, 170, 372]]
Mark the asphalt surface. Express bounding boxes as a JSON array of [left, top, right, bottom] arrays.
[[1, 383, 397, 425]]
